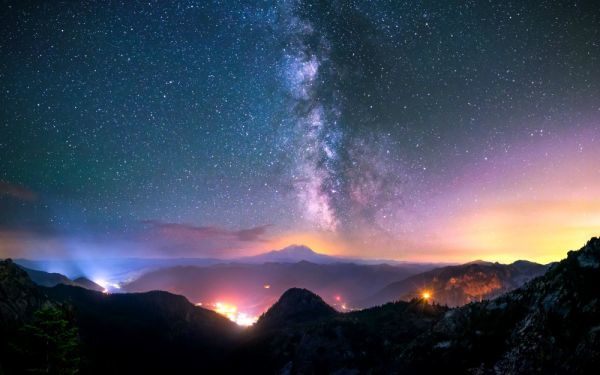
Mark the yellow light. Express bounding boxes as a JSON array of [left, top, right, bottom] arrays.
[[263, 284, 271, 289], [212, 301, 258, 326], [422, 291, 431, 300]]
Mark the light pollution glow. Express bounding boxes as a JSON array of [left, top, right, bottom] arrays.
[[266, 128, 600, 264], [205, 301, 258, 327], [0, 129, 597, 265]]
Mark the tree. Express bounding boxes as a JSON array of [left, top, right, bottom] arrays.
[[18, 306, 81, 374]]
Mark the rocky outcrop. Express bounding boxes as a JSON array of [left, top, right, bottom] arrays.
[[364, 260, 548, 308], [255, 287, 337, 330], [397, 237, 600, 374], [0, 259, 49, 325]]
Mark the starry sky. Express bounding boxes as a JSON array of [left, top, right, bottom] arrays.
[[1, 0, 599, 263]]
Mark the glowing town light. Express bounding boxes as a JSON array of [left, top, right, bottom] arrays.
[[95, 279, 108, 288], [422, 291, 432, 301], [212, 302, 258, 326], [263, 284, 271, 289], [94, 278, 121, 292], [235, 313, 258, 327], [214, 302, 237, 321]]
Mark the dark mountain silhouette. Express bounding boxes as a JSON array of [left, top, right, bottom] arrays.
[[233, 295, 448, 373], [18, 265, 73, 288], [1, 259, 241, 374], [124, 260, 434, 315], [44, 285, 241, 373], [0, 260, 50, 325], [2, 237, 600, 374], [18, 265, 104, 292], [255, 287, 337, 330], [362, 259, 547, 307], [395, 236, 600, 374]]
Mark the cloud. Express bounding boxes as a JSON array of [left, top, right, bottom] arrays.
[[0, 218, 274, 260], [133, 221, 274, 257], [141, 220, 271, 242], [0, 181, 38, 202]]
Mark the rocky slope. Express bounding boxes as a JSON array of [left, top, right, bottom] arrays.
[[233, 291, 448, 373], [0, 259, 241, 374], [254, 287, 337, 331], [396, 237, 600, 374], [362, 259, 547, 307], [124, 260, 432, 315], [2, 237, 599, 374], [0, 259, 50, 325], [18, 265, 104, 291]]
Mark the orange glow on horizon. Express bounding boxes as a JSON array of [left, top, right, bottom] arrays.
[[268, 232, 347, 256]]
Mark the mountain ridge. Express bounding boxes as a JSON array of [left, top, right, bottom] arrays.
[[361, 258, 548, 307]]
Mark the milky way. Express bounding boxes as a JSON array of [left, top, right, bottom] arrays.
[[278, 1, 408, 239], [280, 1, 341, 231]]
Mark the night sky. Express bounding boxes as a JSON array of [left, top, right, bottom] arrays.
[[1, 0, 599, 262]]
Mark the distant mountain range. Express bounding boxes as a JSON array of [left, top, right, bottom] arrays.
[[12, 244, 449, 283], [360, 259, 548, 307], [17, 265, 104, 292], [235, 244, 441, 266], [1, 237, 600, 373], [0, 259, 239, 373], [12, 245, 548, 314], [123, 260, 434, 315]]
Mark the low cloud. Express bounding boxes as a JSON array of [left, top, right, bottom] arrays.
[[0, 181, 38, 202], [141, 221, 271, 242], [134, 221, 273, 258]]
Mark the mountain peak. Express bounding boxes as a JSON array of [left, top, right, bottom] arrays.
[[397, 236, 600, 373], [238, 245, 336, 264], [255, 288, 337, 330], [569, 236, 600, 268], [0, 259, 48, 324], [463, 259, 495, 266], [278, 244, 318, 255]]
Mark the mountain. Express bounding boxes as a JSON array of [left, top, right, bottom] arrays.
[[395, 236, 600, 374], [0, 260, 50, 325], [255, 288, 337, 330], [362, 259, 548, 308], [123, 261, 435, 316], [233, 238, 600, 374], [3, 238, 600, 374], [13, 245, 446, 284], [44, 285, 241, 373], [0, 258, 241, 374], [232, 293, 449, 373], [18, 265, 104, 292], [71, 277, 104, 292], [237, 244, 341, 264], [18, 265, 73, 288]]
